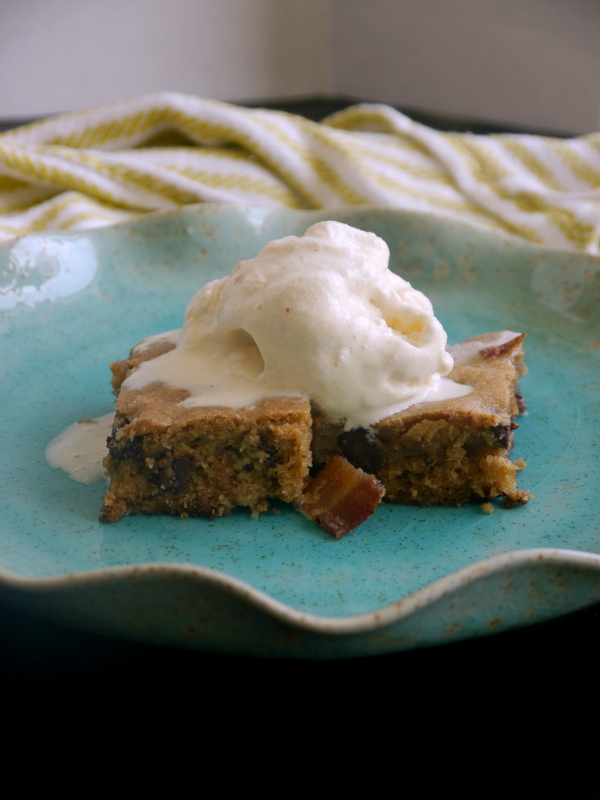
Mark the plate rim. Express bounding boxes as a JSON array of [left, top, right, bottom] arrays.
[[2, 202, 599, 652], [2, 547, 600, 633]]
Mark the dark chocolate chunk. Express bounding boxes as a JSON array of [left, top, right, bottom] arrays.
[[107, 432, 146, 461], [339, 428, 383, 474]]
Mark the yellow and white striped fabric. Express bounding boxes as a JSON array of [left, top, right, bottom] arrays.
[[1, 92, 600, 252]]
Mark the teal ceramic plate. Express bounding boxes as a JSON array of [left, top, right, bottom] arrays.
[[1, 204, 599, 658]]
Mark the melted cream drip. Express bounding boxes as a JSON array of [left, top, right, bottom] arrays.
[[132, 328, 182, 353], [128, 344, 471, 427], [45, 413, 113, 484]]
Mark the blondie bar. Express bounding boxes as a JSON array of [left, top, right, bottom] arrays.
[[312, 331, 530, 508], [100, 337, 312, 522], [100, 330, 529, 523]]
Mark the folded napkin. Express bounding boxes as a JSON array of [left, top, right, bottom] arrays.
[[1, 92, 599, 252]]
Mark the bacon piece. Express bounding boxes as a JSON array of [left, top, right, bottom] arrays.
[[296, 455, 385, 539], [480, 333, 526, 360]]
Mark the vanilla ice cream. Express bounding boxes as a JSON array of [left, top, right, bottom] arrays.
[[125, 221, 471, 428]]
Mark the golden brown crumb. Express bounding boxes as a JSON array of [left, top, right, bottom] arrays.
[[312, 333, 529, 509], [100, 330, 530, 522]]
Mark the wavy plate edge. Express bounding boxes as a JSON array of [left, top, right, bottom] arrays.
[[2, 203, 599, 657], [1, 548, 600, 658]]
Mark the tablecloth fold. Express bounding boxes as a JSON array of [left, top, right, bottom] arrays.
[[1, 92, 599, 252]]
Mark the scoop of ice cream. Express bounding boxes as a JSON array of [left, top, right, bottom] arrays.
[[176, 220, 458, 427]]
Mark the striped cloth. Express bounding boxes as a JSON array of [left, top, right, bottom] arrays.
[[1, 92, 600, 252]]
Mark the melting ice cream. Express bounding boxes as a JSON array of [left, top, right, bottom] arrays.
[[125, 221, 471, 428]]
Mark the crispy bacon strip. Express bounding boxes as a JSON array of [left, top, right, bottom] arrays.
[[296, 455, 385, 539], [480, 333, 526, 359]]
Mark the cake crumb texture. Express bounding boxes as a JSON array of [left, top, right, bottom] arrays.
[[100, 330, 530, 522], [100, 338, 313, 522], [311, 332, 530, 508]]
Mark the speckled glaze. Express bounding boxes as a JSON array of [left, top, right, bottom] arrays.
[[1, 204, 599, 658]]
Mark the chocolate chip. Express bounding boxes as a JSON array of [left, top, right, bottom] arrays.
[[107, 432, 146, 461], [146, 455, 195, 495], [169, 457, 195, 495], [492, 424, 513, 449], [339, 428, 383, 474]]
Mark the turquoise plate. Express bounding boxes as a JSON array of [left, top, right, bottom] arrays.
[[1, 204, 599, 658]]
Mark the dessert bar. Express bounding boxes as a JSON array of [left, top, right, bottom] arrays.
[[100, 331, 529, 523], [100, 337, 312, 522], [312, 331, 530, 508]]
